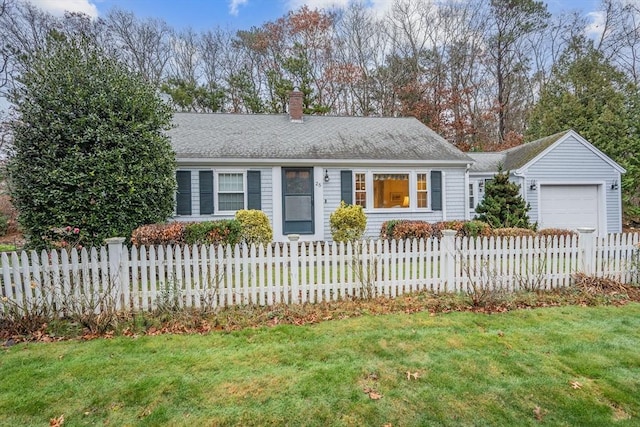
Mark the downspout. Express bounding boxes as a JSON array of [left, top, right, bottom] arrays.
[[464, 163, 471, 220], [512, 170, 526, 203]]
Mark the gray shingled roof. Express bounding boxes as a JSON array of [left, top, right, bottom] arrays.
[[169, 113, 473, 162], [467, 152, 505, 172], [502, 130, 570, 170], [467, 130, 570, 173]]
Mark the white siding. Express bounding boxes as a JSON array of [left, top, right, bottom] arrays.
[[523, 135, 622, 233]]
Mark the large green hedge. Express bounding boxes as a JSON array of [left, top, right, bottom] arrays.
[[8, 34, 176, 250]]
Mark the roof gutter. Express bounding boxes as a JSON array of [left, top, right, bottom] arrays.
[[176, 157, 473, 167]]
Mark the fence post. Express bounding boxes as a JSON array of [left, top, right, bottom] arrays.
[[441, 230, 457, 292], [577, 228, 596, 276], [105, 237, 125, 309], [288, 234, 300, 303]]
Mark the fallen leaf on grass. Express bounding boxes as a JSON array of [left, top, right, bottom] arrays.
[[533, 406, 545, 421], [570, 381, 582, 389], [406, 371, 420, 380], [50, 415, 64, 426], [369, 391, 383, 400], [363, 387, 383, 400]]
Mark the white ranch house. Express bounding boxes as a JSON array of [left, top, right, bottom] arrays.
[[168, 91, 625, 241]]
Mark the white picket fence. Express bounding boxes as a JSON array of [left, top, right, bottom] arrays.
[[1, 230, 639, 316]]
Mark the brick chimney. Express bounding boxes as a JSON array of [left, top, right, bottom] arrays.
[[289, 89, 303, 123]]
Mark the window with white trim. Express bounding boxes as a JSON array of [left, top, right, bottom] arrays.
[[469, 182, 475, 209], [354, 171, 431, 210], [355, 173, 367, 208], [217, 172, 245, 211], [417, 173, 428, 208]]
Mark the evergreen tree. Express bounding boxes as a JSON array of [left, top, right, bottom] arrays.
[[475, 169, 531, 229], [527, 36, 640, 224], [8, 33, 176, 249]]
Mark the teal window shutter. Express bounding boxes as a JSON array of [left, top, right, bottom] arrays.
[[199, 171, 214, 215], [340, 170, 353, 204], [176, 171, 192, 215], [431, 171, 442, 211], [247, 171, 261, 210]]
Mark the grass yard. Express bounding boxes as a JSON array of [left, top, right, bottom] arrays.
[[1, 303, 639, 426]]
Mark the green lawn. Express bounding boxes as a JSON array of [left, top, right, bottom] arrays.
[[2, 304, 639, 426]]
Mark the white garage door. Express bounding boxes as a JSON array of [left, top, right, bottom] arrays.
[[539, 185, 599, 231]]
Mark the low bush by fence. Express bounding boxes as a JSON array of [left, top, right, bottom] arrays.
[[1, 230, 639, 317]]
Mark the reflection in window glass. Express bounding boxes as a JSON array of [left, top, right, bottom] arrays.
[[355, 173, 366, 208], [373, 173, 409, 208], [417, 173, 428, 208]]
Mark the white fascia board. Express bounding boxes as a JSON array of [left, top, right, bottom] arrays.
[[176, 157, 472, 168]]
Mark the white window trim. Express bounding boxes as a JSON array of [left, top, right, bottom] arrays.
[[215, 169, 247, 214], [353, 170, 433, 212]]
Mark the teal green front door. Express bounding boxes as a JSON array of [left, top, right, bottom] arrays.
[[282, 167, 314, 235]]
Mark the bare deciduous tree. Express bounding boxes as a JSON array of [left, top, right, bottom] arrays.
[[105, 9, 173, 85]]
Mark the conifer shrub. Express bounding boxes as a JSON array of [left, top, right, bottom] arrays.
[[475, 169, 532, 229], [330, 201, 367, 242], [235, 210, 273, 246]]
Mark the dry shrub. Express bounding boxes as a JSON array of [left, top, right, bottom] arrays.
[[572, 272, 629, 295], [0, 194, 19, 234], [131, 222, 186, 246]]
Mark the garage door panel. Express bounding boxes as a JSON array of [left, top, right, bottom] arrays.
[[540, 185, 598, 231]]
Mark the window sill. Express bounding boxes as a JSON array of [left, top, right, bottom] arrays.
[[362, 208, 433, 214]]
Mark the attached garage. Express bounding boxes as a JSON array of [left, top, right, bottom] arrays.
[[468, 130, 625, 234], [538, 184, 601, 231]]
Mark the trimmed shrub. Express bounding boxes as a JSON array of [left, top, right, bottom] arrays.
[[235, 210, 273, 246], [330, 201, 367, 242], [432, 220, 466, 239], [184, 220, 242, 246], [461, 220, 492, 238], [537, 228, 577, 239], [131, 222, 186, 247], [491, 227, 537, 238], [391, 221, 433, 240], [380, 220, 405, 240]]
